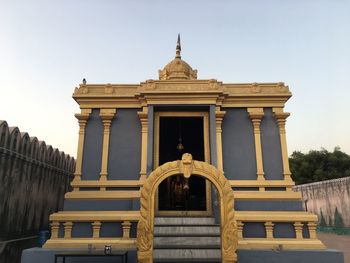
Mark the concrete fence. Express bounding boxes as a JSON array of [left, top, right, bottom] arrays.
[[294, 176, 350, 227], [0, 120, 75, 263]]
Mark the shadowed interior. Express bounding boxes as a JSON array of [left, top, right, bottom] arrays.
[[158, 117, 206, 211]]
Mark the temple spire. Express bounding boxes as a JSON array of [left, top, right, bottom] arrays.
[[175, 34, 181, 59], [158, 34, 197, 80]]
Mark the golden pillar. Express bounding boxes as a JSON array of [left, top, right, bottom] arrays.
[[264, 221, 274, 239], [50, 222, 60, 239], [308, 222, 317, 239], [237, 221, 244, 239], [99, 109, 116, 182], [138, 107, 148, 182], [248, 108, 265, 182], [273, 108, 292, 182], [73, 109, 92, 184], [294, 221, 304, 239], [92, 221, 102, 238], [64, 222, 73, 238], [122, 221, 132, 239], [215, 107, 226, 172]]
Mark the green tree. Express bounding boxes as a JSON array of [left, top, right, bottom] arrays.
[[289, 147, 350, 185]]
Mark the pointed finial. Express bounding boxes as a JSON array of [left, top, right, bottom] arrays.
[[175, 33, 181, 59]]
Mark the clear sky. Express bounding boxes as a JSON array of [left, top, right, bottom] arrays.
[[1, 0, 349, 157]]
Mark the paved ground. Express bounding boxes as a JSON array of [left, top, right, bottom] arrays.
[[318, 233, 350, 263]]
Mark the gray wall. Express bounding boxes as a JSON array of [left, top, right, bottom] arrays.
[[243, 222, 266, 238], [108, 109, 141, 180], [222, 108, 256, 180], [260, 108, 283, 180], [65, 109, 142, 212], [82, 109, 103, 180], [81, 108, 142, 180]]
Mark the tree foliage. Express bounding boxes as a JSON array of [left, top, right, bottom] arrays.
[[289, 147, 350, 185]]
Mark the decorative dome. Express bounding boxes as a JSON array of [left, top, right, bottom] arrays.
[[158, 35, 197, 80]]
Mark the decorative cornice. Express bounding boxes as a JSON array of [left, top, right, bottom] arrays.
[[73, 80, 292, 108]]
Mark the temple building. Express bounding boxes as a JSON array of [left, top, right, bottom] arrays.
[[22, 37, 343, 262]]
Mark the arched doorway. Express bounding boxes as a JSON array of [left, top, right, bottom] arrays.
[[137, 153, 238, 263]]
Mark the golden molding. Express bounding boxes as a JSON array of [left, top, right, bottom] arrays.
[[233, 191, 301, 200], [49, 211, 140, 221], [48, 210, 318, 224], [65, 190, 140, 200], [229, 180, 294, 187], [235, 211, 318, 222], [137, 153, 238, 263], [70, 179, 295, 188], [44, 238, 136, 249], [63, 189, 301, 201], [237, 239, 325, 250], [71, 179, 142, 187]]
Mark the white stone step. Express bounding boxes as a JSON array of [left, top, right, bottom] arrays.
[[153, 249, 221, 260], [154, 225, 220, 236], [154, 236, 220, 249], [155, 217, 216, 225]]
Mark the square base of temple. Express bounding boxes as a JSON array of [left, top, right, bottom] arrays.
[[237, 249, 344, 263], [21, 248, 343, 263], [21, 247, 137, 263]]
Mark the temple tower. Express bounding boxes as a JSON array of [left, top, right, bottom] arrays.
[[22, 36, 343, 263]]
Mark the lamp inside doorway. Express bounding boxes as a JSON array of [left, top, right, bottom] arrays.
[[176, 119, 184, 152]]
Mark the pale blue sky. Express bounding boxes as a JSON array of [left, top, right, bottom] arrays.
[[1, 0, 349, 157]]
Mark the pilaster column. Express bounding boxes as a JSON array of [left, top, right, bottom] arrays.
[[308, 222, 317, 239], [138, 107, 148, 182], [273, 108, 292, 182], [294, 221, 304, 239], [122, 221, 132, 239], [73, 109, 92, 183], [50, 221, 60, 239], [92, 221, 102, 238], [64, 221, 73, 238], [248, 108, 265, 182], [264, 221, 274, 239], [99, 109, 116, 182], [237, 221, 244, 239], [215, 107, 226, 172]]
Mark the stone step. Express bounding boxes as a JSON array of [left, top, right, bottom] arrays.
[[155, 217, 216, 225], [153, 249, 221, 261], [154, 236, 221, 249], [154, 226, 220, 236]]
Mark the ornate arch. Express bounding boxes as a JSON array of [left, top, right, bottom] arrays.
[[137, 153, 237, 263]]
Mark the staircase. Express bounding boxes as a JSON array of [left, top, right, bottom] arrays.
[[153, 217, 221, 262]]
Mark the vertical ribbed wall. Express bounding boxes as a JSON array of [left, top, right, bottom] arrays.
[[0, 120, 75, 262]]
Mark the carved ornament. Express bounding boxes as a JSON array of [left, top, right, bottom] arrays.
[[136, 153, 238, 263]]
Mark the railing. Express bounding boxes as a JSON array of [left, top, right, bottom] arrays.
[[46, 210, 325, 250], [235, 211, 324, 250], [44, 211, 139, 249]]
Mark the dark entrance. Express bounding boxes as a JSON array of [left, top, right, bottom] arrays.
[[158, 117, 206, 211]]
